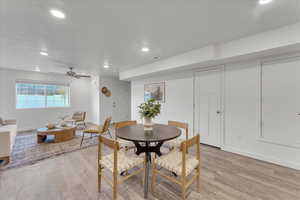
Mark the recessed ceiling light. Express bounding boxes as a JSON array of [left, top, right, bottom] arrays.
[[258, 0, 272, 5], [40, 51, 48, 56], [103, 64, 110, 69], [141, 47, 150, 52], [50, 9, 65, 19], [34, 66, 40, 72]]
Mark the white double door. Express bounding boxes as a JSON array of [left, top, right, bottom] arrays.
[[194, 68, 223, 147]]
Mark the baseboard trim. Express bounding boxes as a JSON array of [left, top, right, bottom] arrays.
[[222, 146, 300, 170]]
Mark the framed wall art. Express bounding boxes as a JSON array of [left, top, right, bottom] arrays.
[[144, 82, 165, 102]]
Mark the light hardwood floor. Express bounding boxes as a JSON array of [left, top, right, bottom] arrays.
[[0, 145, 299, 200]]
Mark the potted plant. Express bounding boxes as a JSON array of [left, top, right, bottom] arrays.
[[138, 98, 161, 130]]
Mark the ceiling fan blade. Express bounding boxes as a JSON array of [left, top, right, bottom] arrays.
[[77, 75, 91, 78]]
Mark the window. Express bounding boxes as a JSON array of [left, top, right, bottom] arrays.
[[16, 81, 70, 109]]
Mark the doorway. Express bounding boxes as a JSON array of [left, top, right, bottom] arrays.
[[194, 68, 223, 147]]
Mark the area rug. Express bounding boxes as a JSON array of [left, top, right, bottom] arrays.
[[0, 127, 105, 171]]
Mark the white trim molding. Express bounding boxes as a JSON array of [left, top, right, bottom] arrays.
[[222, 145, 300, 170]]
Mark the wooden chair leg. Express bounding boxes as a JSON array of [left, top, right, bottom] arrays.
[[151, 162, 156, 193], [182, 186, 186, 200], [182, 176, 186, 200], [80, 133, 85, 147], [98, 165, 102, 192], [113, 172, 117, 200], [197, 166, 200, 192]]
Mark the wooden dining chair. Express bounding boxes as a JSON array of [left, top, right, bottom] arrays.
[[165, 121, 189, 150], [80, 117, 112, 147], [98, 135, 145, 200], [151, 134, 200, 200], [114, 120, 137, 150]]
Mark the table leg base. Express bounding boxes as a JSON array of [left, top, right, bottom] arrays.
[[134, 142, 164, 157]]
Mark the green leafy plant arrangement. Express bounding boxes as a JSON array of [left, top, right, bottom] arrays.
[[138, 98, 161, 119]]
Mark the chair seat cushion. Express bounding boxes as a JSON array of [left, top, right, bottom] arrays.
[[155, 150, 199, 176], [100, 152, 144, 172]]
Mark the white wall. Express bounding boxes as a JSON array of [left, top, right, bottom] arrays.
[[89, 75, 100, 125], [131, 72, 194, 140], [223, 61, 300, 170], [100, 77, 131, 124], [0, 68, 99, 131], [131, 56, 300, 170]]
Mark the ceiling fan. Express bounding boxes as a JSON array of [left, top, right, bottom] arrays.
[[66, 67, 91, 79]]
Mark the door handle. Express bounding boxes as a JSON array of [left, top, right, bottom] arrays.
[[216, 111, 222, 114], [297, 113, 300, 116]]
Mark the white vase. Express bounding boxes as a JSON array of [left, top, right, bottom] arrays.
[[144, 117, 153, 131]]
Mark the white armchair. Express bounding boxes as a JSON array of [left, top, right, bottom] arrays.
[[0, 119, 17, 164], [63, 112, 86, 128]]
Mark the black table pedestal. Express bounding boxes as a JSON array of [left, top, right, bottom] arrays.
[[133, 141, 164, 199], [134, 141, 164, 157], [116, 124, 181, 199]]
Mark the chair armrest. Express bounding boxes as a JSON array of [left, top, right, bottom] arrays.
[[59, 115, 71, 120], [64, 119, 76, 122], [0, 130, 12, 157], [4, 120, 16, 125]]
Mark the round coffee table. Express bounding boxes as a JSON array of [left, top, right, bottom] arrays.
[[37, 126, 76, 143], [116, 124, 181, 199]]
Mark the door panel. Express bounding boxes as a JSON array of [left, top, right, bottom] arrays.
[[195, 69, 222, 147], [112, 84, 131, 122], [100, 80, 131, 124], [261, 58, 300, 147]]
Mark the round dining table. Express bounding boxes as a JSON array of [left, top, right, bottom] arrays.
[[116, 124, 181, 199]]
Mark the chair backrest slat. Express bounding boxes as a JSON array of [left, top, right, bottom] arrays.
[[168, 120, 188, 129], [180, 134, 200, 152], [82, 112, 86, 121], [114, 120, 137, 139], [168, 120, 188, 140], [115, 120, 137, 129], [102, 117, 112, 132], [99, 135, 120, 150]]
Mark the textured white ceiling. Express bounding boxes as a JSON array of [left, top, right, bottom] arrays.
[[0, 0, 300, 76]]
